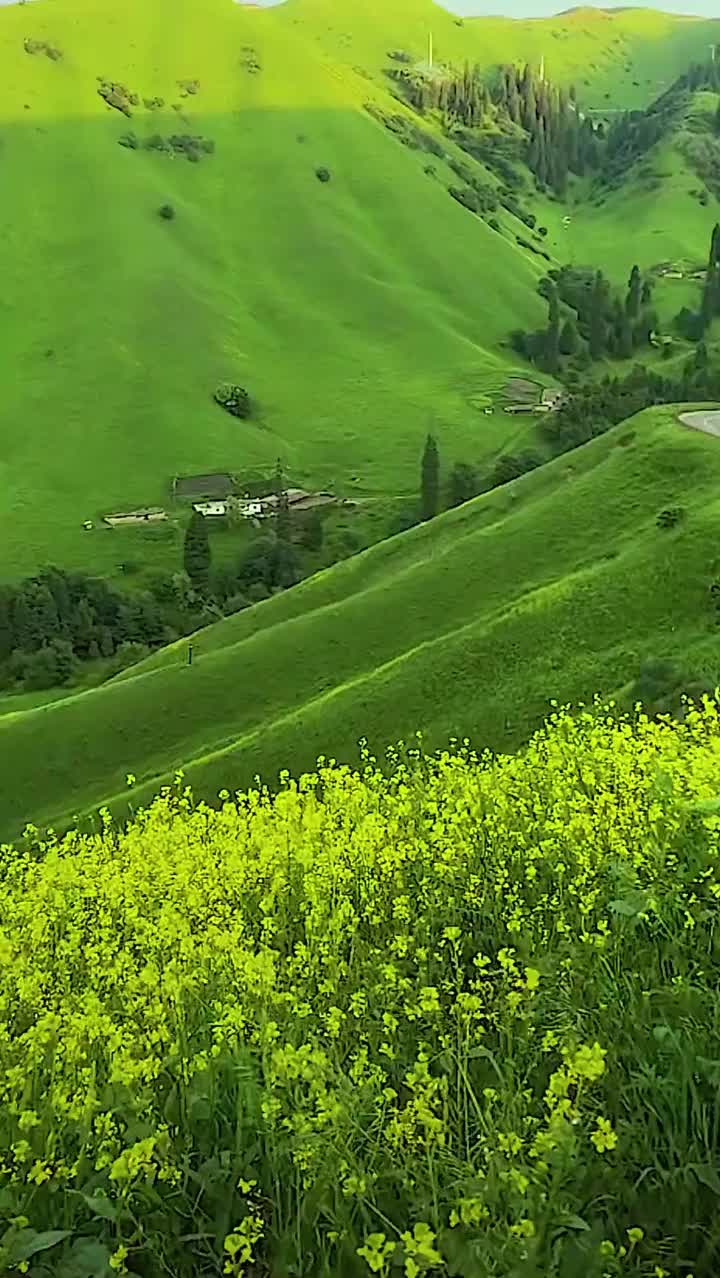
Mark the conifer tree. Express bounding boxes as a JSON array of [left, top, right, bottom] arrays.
[[274, 458, 291, 543], [626, 265, 642, 319], [183, 511, 211, 593], [544, 284, 560, 372], [709, 223, 720, 269], [589, 271, 607, 360], [420, 434, 440, 521], [559, 316, 578, 356]]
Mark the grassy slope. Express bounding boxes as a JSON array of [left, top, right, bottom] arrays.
[[2, 0, 720, 583], [3, 404, 720, 839], [293, 0, 720, 108], [0, 0, 548, 583]]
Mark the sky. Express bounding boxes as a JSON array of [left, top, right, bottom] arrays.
[[2, 0, 713, 15], [237, 0, 717, 14]]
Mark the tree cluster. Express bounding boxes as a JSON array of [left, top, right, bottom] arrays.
[[388, 62, 492, 128], [542, 355, 720, 454], [512, 264, 656, 372], [495, 65, 602, 194], [674, 223, 720, 341], [0, 568, 176, 692]]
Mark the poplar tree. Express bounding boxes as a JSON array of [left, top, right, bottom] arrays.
[[183, 511, 211, 593], [421, 434, 440, 521], [625, 265, 642, 319]]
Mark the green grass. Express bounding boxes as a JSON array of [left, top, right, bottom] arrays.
[[3, 403, 720, 840]]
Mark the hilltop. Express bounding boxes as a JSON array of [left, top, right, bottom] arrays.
[[3, 403, 720, 839]]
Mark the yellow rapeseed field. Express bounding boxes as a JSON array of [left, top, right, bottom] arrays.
[[2, 702, 720, 1276]]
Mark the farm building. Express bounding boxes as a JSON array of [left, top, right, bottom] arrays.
[[104, 507, 167, 528], [504, 404, 533, 415], [289, 492, 336, 512], [193, 501, 228, 517], [174, 472, 234, 501]]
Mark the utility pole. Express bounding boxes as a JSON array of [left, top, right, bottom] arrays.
[[428, 29, 433, 71], [540, 53, 545, 82], [711, 43, 716, 62]]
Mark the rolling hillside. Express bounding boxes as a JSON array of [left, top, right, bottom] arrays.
[[0, 0, 549, 583], [2, 0, 720, 585], [3, 403, 720, 840]]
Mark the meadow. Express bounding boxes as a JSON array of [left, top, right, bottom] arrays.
[[2, 701, 720, 1275], [1, 405, 720, 838]]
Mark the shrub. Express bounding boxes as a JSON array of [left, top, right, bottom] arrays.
[[213, 383, 252, 419], [656, 506, 685, 529], [98, 80, 134, 116], [316, 166, 331, 183], [117, 132, 139, 149], [158, 203, 175, 220], [24, 38, 62, 60], [223, 592, 250, 615]]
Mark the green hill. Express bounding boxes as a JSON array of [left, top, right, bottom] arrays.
[[0, 0, 549, 583], [3, 0, 720, 585], [3, 403, 720, 840], [3, 701, 720, 1276]]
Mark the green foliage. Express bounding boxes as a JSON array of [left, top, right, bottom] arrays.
[[559, 316, 578, 356], [489, 449, 542, 487], [24, 37, 62, 60], [656, 505, 685, 528], [97, 78, 135, 116], [448, 461, 479, 508], [157, 203, 175, 221], [213, 383, 251, 419], [297, 510, 324, 552], [4, 705, 720, 1275], [183, 511, 211, 593], [316, 166, 332, 183]]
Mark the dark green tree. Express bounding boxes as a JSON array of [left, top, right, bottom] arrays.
[[589, 271, 607, 360], [619, 317, 634, 359], [715, 99, 720, 136], [448, 462, 478, 508], [559, 316, 578, 356], [183, 510, 211, 593], [274, 458, 291, 543], [298, 510, 324, 552], [420, 434, 440, 521], [709, 222, 720, 269], [701, 267, 717, 329], [625, 265, 642, 319]]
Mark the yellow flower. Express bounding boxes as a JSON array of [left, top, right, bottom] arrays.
[[590, 1116, 618, 1153], [109, 1244, 128, 1272]]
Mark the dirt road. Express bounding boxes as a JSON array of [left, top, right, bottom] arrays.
[[678, 410, 720, 437]]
